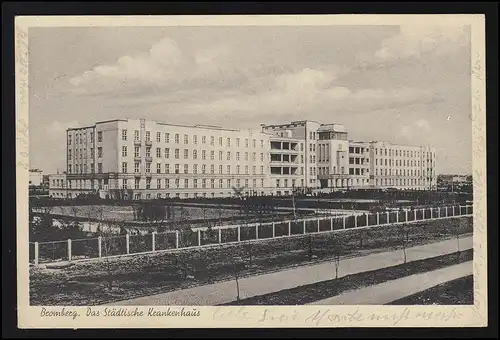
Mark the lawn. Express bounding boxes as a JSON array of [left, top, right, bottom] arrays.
[[29, 216, 472, 306], [388, 275, 474, 305]]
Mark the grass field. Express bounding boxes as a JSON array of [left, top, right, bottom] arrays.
[[389, 275, 474, 305], [29, 217, 472, 306]]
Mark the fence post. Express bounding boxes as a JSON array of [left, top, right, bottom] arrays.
[[459, 206, 463, 215], [414, 209, 417, 221], [343, 216, 346, 229], [421, 208, 425, 220], [288, 221, 291, 236], [303, 220, 306, 234], [218, 228, 222, 244], [317, 219, 320, 232], [68, 239, 72, 262], [376, 212, 380, 225], [237, 226, 241, 242], [430, 207, 433, 219], [98, 236, 102, 258], [175, 231, 179, 249], [34, 242, 39, 267], [452, 206, 455, 216], [396, 211, 399, 223], [126, 233, 130, 254], [330, 217, 334, 231], [272, 223, 275, 238], [438, 207, 440, 218], [366, 214, 369, 226], [405, 209, 408, 222], [152, 232, 156, 252], [446, 206, 448, 217], [386, 211, 389, 224], [198, 230, 201, 246], [256, 225, 259, 240], [354, 215, 358, 228]]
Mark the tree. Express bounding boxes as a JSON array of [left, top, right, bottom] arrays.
[[230, 256, 244, 304], [400, 224, 410, 264], [331, 233, 342, 282]]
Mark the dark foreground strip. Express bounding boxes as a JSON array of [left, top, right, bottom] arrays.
[[388, 275, 474, 305], [221, 249, 473, 305]]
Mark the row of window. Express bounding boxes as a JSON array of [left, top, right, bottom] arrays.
[[68, 147, 101, 161], [126, 177, 265, 190], [68, 131, 97, 145], [349, 146, 369, 154], [348, 168, 368, 176], [376, 169, 424, 176], [124, 146, 265, 162], [68, 163, 102, 174], [375, 159, 431, 167], [349, 157, 368, 165], [122, 129, 265, 148], [375, 148, 435, 158], [375, 178, 427, 186], [123, 162, 266, 175]]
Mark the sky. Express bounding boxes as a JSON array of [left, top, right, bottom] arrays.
[[28, 24, 472, 175]]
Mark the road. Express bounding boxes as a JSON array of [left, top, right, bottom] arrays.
[[308, 261, 473, 305], [107, 235, 472, 306]]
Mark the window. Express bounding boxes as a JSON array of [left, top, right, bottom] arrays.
[[237, 165, 240, 174], [210, 136, 214, 145], [122, 130, 127, 141], [202, 165, 206, 174], [184, 179, 189, 188], [252, 166, 256, 175], [165, 133, 170, 143], [68, 135, 72, 145], [175, 164, 180, 174], [210, 165, 215, 174], [165, 179, 170, 188], [146, 147, 151, 157], [90, 163, 94, 173], [157, 179, 162, 189], [210, 151, 215, 160], [193, 135, 197, 144], [68, 150, 72, 160], [122, 162, 127, 173], [219, 179, 223, 188], [135, 178, 140, 189], [184, 164, 188, 174], [122, 146, 127, 157], [260, 166, 264, 174], [211, 179, 215, 189], [245, 139, 249, 147], [175, 149, 179, 159], [193, 179, 198, 188], [245, 152, 248, 161], [202, 150, 206, 160], [145, 163, 151, 173], [145, 131, 151, 141], [97, 147, 103, 158], [134, 130, 140, 141], [219, 137, 223, 146], [227, 138, 231, 147], [245, 166, 249, 174], [245, 179, 249, 187], [184, 149, 188, 159], [260, 153, 264, 161], [156, 132, 161, 142], [202, 136, 206, 144], [237, 179, 241, 187], [260, 140, 264, 147], [227, 179, 231, 188], [219, 165, 223, 174], [157, 163, 161, 174], [97, 131, 102, 142], [252, 139, 256, 148], [227, 165, 231, 174], [193, 150, 197, 159], [253, 179, 257, 187], [276, 179, 280, 188], [236, 152, 240, 161], [97, 163, 102, 173], [156, 148, 161, 158], [227, 152, 231, 161], [175, 134, 179, 143], [135, 146, 140, 157], [236, 138, 240, 147], [202, 179, 207, 188], [184, 134, 188, 144], [219, 151, 223, 160], [165, 148, 169, 158], [146, 178, 151, 189]]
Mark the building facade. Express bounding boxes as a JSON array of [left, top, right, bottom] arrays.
[[49, 118, 438, 199], [29, 169, 44, 187]]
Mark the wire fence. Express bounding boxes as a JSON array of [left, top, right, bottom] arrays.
[[29, 205, 473, 266]]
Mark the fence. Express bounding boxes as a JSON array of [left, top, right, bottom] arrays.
[[29, 205, 473, 266]]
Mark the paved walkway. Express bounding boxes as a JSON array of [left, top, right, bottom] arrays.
[[108, 236, 472, 306], [308, 261, 473, 305]]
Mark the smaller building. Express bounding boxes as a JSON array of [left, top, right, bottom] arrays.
[[29, 169, 44, 187]]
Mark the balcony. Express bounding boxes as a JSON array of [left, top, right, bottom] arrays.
[[145, 172, 152, 178], [134, 173, 141, 178], [145, 156, 153, 162], [134, 156, 141, 162], [134, 140, 141, 145], [145, 140, 152, 146]]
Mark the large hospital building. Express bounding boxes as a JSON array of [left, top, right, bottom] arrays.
[[49, 118, 437, 199]]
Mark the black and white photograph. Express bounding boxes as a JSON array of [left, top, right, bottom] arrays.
[[15, 14, 488, 328]]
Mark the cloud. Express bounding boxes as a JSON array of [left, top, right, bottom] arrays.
[[47, 120, 82, 134], [357, 24, 469, 65], [399, 118, 433, 139]]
